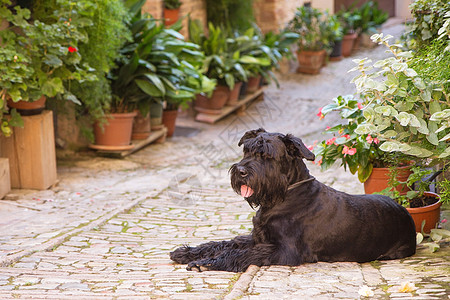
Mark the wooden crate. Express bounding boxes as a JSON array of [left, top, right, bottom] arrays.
[[0, 110, 57, 189], [0, 158, 10, 199]]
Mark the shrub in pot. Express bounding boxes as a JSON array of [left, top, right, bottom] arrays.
[[336, 9, 361, 56], [353, 0, 388, 48], [287, 6, 330, 74], [163, 0, 182, 26], [0, 1, 95, 136]]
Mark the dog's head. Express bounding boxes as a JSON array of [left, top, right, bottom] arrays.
[[229, 128, 315, 208]]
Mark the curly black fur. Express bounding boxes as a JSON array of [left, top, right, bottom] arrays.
[[170, 129, 416, 272]]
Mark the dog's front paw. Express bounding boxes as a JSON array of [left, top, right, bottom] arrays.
[[170, 246, 193, 264], [187, 261, 212, 272]]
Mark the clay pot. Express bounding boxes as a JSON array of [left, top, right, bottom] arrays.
[[162, 109, 178, 137], [296, 50, 326, 74], [164, 8, 180, 26], [341, 33, 357, 57], [132, 111, 151, 140], [93, 112, 137, 147], [329, 40, 343, 61], [150, 102, 164, 130], [226, 82, 243, 106], [246, 76, 262, 94], [360, 32, 377, 48], [407, 192, 441, 233], [364, 165, 413, 195], [7, 95, 46, 116], [194, 85, 229, 114]]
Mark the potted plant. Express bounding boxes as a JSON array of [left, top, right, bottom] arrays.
[[349, 33, 450, 230], [0, 1, 94, 136], [313, 95, 413, 189], [287, 6, 330, 74], [324, 13, 343, 61], [163, 0, 182, 26], [336, 8, 361, 57], [354, 1, 388, 48]]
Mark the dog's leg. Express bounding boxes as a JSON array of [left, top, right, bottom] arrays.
[[186, 243, 276, 272], [170, 235, 252, 264]]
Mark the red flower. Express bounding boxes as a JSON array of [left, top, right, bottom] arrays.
[[68, 46, 77, 53], [366, 135, 380, 144], [317, 108, 324, 120], [357, 102, 364, 110], [341, 134, 350, 139], [326, 137, 337, 145]]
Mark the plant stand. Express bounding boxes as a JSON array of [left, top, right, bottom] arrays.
[[0, 158, 10, 199], [195, 88, 265, 124], [0, 110, 57, 189], [90, 127, 167, 157]]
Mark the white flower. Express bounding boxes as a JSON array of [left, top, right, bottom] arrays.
[[358, 285, 374, 297], [398, 281, 417, 293]]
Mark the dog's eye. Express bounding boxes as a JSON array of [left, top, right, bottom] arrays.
[[238, 166, 248, 177]]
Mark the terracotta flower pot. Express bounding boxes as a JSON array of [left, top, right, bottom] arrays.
[[364, 165, 413, 195], [164, 8, 180, 26], [93, 112, 137, 147], [246, 76, 262, 94], [407, 192, 441, 233], [132, 111, 151, 140], [341, 33, 357, 57], [296, 50, 326, 74], [226, 82, 243, 106], [150, 102, 164, 130], [162, 109, 178, 137], [7, 95, 46, 116], [194, 85, 229, 114]]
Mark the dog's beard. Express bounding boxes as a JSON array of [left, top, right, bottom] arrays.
[[230, 160, 288, 208]]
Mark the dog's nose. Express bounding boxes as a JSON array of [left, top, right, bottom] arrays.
[[237, 166, 248, 177]]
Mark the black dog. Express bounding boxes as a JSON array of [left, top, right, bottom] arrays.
[[170, 129, 416, 272]]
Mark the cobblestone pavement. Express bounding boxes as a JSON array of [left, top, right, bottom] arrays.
[[0, 21, 449, 299]]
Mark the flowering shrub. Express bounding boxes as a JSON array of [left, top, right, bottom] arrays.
[[313, 95, 408, 183]]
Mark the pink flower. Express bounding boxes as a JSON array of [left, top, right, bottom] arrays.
[[325, 126, 331, 131], [342, 145, 357, 156], [326, 137, 337, 145], [341, 134, 350, 139], [441, 219, 448, 224], [307, 145, 314, 151], [357, 102, 364, 110], [317, 108, 324, 120], [366, 135, 380, 144], [68, 46, 77, 53], [316, 158, 323, 166]]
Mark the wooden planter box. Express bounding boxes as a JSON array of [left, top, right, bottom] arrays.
[[0, 158, 10, 199], [0, 110, 57, 189]]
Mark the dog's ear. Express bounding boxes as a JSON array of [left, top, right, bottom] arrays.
[[238, 128, 266, 146], [282, 134, 315, 161]]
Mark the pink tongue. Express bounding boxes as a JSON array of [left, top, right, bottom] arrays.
[[241, 185, 254, 198]]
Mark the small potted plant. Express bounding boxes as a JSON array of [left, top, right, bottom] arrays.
[[163, 0, 182, 26], [0, 2, 94, 135], [287, 6, 330, 74], [313, 95, 413, 191], [336, 8, 361, 56], [323, 13, 343, 61]]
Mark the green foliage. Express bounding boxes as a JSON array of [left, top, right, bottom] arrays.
[[336, 6, 361, 35], [163, 0, 181, 10], [0, 0, 95, 136], [110, 10, 207, 113], [354, 1, 388, 34], [312, 95, 409, 183], [350, 34, 450, 163], [287, 6, 330, 51], [407, 0, 450, 49], [205, 0, 255, 34]]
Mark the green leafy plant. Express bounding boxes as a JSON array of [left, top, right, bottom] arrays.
[[336, 6, 361, 35], [407, 0, 450, 50], [313, 95, 410, 183], [0, 0, 95, 136], [287, 6, 330, 51], [350, 34, 450, 163], [163, 0, 181, 10], [205, 0, 255, 34], [354, 1, 388, 35], [110, 8, 207, 114]]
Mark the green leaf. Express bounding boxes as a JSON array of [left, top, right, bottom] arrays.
[[355, 124, 376, 134], [430, 109, 450, 121], [358, 163, 373, 183], [439, 132, 450, 142], [379, 141, 400, 152], [41, 78, 63, 97], [438, 146, 450, 158], [135, 79, 164, 97], [143, 74, 165, 94], [395, 112, 410, 126], [416, 232, 423, 245], [430, 229, 450, 239]]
